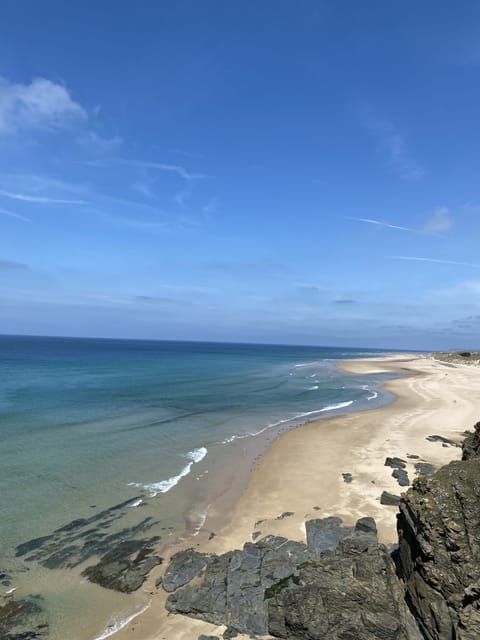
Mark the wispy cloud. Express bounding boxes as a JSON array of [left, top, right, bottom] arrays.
[[0, 76, 86, 134], [0, 258, 28, 270], [347, 206, 452, 235], [421, 206, 453, 233], [0, 189, 86, 205], [360, 106, 425, 180], [76, 130, 123, 154], [202, 196, 218, 216], [346, 216, 418, 232], [390, 256, 480, 268], [0, 206, 31, 222], [121, 160, 208, 181]]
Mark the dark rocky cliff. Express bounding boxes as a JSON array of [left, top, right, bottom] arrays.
[[396, 422, 480, 640], [163, 423, 480, 640]]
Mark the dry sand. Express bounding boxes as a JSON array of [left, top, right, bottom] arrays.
[[112, 354, 480, 640]]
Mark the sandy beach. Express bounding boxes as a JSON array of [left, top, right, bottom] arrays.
[[112, 353, 480, 640]]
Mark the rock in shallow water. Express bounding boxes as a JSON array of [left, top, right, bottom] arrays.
[[81, 538, 162, 593]]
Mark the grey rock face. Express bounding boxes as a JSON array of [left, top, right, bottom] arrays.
[[397, 421, 480, 640], [385, 457, 407, 469], [380, 491, 401, 506], [305, 517, 353, 551], [162, 549, 209, 593], [164, 517, 418, 639], [392, 468, 410, 487], [414, 462, 436, 476]]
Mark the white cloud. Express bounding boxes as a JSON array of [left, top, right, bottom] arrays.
[[347, 206, 452, 236], [0, 189, 86, 205], [389, 256, 480, 268], [346, 216, 417, 232], [125, 160, 208, 181], [0, 206, 31, 222], [0, 77, 87, 133], [422, 206, 453, 233], [76, 130, 123, 153]]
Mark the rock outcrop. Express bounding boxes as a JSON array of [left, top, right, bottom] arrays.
[[396, 423, 480, 640], [165, 517, 420, 639], [163, 423, 480, 640]]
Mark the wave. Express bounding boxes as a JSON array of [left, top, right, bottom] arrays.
[[186, 446, 207, 463], [222, 400, 354, 444], [318, 400, 353, 412], [130, 447, 207, 497], [307, 385, 319, 390], [191, 505, 210, 536], [94, 602, 151, 640], [127, 498, 143, 507], [361, 384, 378, 401]]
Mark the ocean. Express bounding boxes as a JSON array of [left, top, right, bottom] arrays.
[[0, 335, 399, 639]]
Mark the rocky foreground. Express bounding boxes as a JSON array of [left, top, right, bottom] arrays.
[[162, 422, 480, 640]]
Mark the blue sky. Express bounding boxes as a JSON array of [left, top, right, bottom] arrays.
[[1, 1, 480, 349]]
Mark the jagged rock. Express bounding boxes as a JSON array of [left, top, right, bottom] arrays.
[[426, 435, 460, 447], [305, 517, 353, 551], [385, 457, 407, 469], [462, 422, 480, 460], [397, 422, 480, 639], [198, 636, 219, 640], [342, 472, 353, 483], [392, 468, 410, 487], [162, 549, 210, 593], [380, 491, 401, 506], [164, 518, 419, 639], [276, 512, 294, 520], [414, 462, 436, 476]]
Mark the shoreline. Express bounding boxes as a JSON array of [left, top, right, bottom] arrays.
[[110, 353, 480, 639]]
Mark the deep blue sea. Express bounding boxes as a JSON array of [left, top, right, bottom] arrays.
[[0, 336, 398, 639]]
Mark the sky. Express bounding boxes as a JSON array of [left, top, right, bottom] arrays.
[[1, 1, 480, 350]]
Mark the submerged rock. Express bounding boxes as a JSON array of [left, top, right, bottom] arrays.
[[82, 538, 161, 593], [0, 596, 48, 640]]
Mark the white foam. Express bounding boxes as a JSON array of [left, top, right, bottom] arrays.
[[130, 447, 207, 497], [367, 391, 378, 400], [127, 498, 143, 508], [222, 401, 355, 444], [307, 385, 319, 391], [94, 602, 150, 640], [186, 446, 207, 463], [191, 505, 211, 536], [318, 400, 353, 412], [141, 463, 192, 496]]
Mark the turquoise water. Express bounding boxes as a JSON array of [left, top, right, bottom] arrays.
[[0, 336, 397, 639]]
